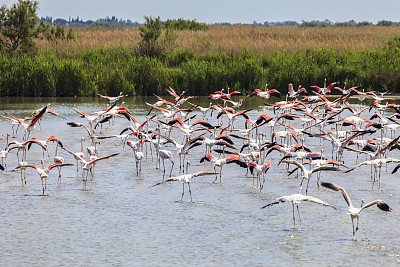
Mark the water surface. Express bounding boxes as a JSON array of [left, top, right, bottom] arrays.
[[0, 96, 399, 265]]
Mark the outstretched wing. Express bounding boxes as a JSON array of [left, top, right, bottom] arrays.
[[360, 200, 392, 212], [321, 182, 353, 208], [261, 196, 287, 209], [191, 171, 219, 177], [47, 163, 74, 171], [304, 195, 337, 209], [89, 153, 120, 164]]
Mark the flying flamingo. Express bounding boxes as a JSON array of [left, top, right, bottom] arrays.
[[16, 163, 73, 195], [251, 84, 281, 100], [12, 105, 47, 140], [321, 182, 392, 239], [261, 190, 337, 229], [200, 153, 247, 182], [166, 86, 187, 102], [280, 159, 340, 194], [226, 95, 249, 109], [150, 171, 218, 202], [310, 79, 338, 95], [344, 158, 400, 184], [287, 83, 307, 98], [62, 147, 119, 181], [1, 116, 29, 137], [25, 137, 49, 160], [97, 92, 128, 103], [71, 103, 116, 131]]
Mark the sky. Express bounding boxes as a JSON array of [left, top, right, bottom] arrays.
[[2, 0, 400, 24]]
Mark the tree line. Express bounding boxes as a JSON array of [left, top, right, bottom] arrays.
[[41, 16, 400, 29]]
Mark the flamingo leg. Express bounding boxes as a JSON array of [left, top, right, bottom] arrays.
[[181, 183, 185, 201], [169, 159, 174, 178], [292, 204, 296, 229], [20, 169, 24, 186], [41, 178, 46, 195], [305, 178, 311, 195], [356, 217, 359, 232], [57, 166, 62, 184], [296, 205, 302, 225], [188, 183, 193, 202], [179, 155, 182, 173], [162, 159, 166, 179], [91, 166, 95, 180], [182, 154, 187, 173]]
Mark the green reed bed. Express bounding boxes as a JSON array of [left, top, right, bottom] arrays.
[[1, 39, 400, 97]]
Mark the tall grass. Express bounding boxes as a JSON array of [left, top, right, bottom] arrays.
[[35, 26, 400, 53], [2, 27, 400, 97]]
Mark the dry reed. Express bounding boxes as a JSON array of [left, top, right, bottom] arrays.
[[36, 26, 400, 54]]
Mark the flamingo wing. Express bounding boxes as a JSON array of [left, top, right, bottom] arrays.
[[304, 195, 337, 209], [29, 105, 47, 127], [261, 196, 288, 209], [89, 153, 120, 164], [321, 182, 353, 208], [360, 200, 392, 212], [47, 163, 74, 171]]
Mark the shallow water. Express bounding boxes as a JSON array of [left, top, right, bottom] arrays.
[[0, 96, 399, 265]]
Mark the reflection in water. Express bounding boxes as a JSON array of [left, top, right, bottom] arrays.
[[0, 96, 398, 265]]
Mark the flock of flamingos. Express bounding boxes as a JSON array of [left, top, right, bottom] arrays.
[[1, 79, 400, 240]]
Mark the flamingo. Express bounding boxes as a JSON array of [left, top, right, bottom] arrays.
[[158, 149, 174, 179], [71, 103, 116, 131], [16, 163, 73, 195], [166, 86, 187, 102], [12, 105, 47, 140], [16, 161, 28, 185], [226, 95, 249, 109], [344, 158, 400, 182], [97, 133, 133, 151], [200, 153, 247, 182], [310, 79, 338, 95], [321, 182, 392, 239], [6, 140, 29, 163], [25, 137, 49, 160], [159, 134, 197, 173], [280, 159, 340, 194], [187, 132, 236, 154], [287, 83, 307, 98], [97, 92, 128, 103], [248, 161, 271, 189], [145, 102, 195, 120], [217, 104, 251, 127], [251, 84, 281, 100], [64, 137, 85, 176], [261, 190, 337, 229], [62, 147, 119, 180], [1, 116, 27, 137], [150, 171, 218, 202]]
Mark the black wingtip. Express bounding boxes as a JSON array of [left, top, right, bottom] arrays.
[[377, 202, 392, 212], [320, 182, 339, 191]]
